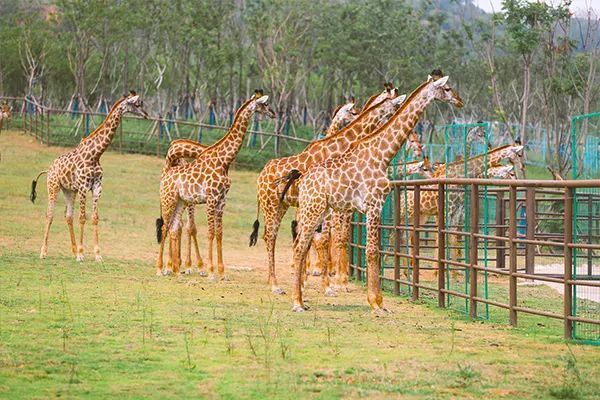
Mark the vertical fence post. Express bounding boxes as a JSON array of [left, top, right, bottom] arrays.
[[587, 194, 593, 276], [119, 122, 123, 154], [564, 186, 574, 339], [496, 190, 506, 270], [356, 214, 363, 282], [412, 185, 421, 301], [46, 109, 50, 145], [349, 214, 355, 278], [469, 183, 479, 319], [525, 187, 536, 274], [437, 183, 446, 308], [509, 185, 518, 326], [393, 186, 401, 295]]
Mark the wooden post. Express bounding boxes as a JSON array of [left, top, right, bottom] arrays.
[[349, 213, 355, 278], [412, 185, 421, 301], [525, 187, 536, 274], [564, 187, 574, 339], [156, 118, 161, 157], [437, 183, 446, 308], [469, 183, 479, 319], [509, 186, 518, 326], [46, 109, 50, 145], [496, 191, 506, 270], [393, 187, 401, 295]]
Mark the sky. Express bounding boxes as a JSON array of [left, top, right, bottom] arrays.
[[475, 0, 600, 16]]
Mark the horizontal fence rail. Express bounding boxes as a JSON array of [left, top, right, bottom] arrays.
[[350, 177, 600, 343]]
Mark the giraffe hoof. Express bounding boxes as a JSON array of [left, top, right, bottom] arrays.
[[198, 270, 208, 277], [324, 287, 337, 297], [311, 270, 321, 277], [182, 268, 192, 275], [292, 305, 307, 312], [372, 308, 390, 317], [163, 270, 173, 276], [208, 274, 217, 282], [155, 271, 163, 277], [95, 255, 103, 262], [76, 255, 84, 262], [272, 287, 286, 295], [39, 253, 47, 260], [219, 275, 230, 282]]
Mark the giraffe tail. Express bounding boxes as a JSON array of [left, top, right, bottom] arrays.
[[279, 169, 302, 203], [291, 220, 298, 241], [156, 217, 164, 244], [249, 202, 260, 247], [30, 170, 48, 203]]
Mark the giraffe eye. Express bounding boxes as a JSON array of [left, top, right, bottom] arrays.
[[444, 88, 452, 92]]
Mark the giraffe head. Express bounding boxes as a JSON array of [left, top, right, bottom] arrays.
[[405, 131, 423, 158], [467, 124, 487, 150], [331, 99, 359, 126], [120, 91, 149, 119], [249, 89, 276, 119], [406, 157, 434, 178], [425, 75, 464, 108], [488, 164, 516, 179]]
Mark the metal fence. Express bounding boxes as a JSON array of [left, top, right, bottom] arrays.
[[350, 178, 600, 343], [1, 96, 312, 170]]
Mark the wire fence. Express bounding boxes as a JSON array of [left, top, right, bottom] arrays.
[[350, 178, 600, 343], [1, 96, 313, 171]]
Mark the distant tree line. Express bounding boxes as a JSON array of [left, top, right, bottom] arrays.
[[0, 0, 599, 174]]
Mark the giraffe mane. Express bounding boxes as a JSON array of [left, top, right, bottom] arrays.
[[199, 96, 255, 150], [348, 80, 431, 151], [80, 96, 129, 143], [331, 104, 343, 118], [445, 144, 514, 168]]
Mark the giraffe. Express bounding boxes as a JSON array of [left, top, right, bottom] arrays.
[[156, 90, 275, 278], [160, 98, 360, 275], [0, 103, 11, 131], [288, 76, 464, 313], [396, 144, 524, 276], [30, 92, 148, 261], [250, 87, 407, 295]]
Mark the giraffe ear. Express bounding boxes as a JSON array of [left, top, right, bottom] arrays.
[[391, 94, 406, 105], [427, 75, 433, 82], [433, 76, 449, 87], [514, 145, 524, 155], [127, 95, 140, 103], [256, 95, 269, 104]]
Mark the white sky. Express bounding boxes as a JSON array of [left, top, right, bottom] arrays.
[[475, 0, 600, 16]]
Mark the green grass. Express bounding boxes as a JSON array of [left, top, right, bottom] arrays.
[[1, 131, 600, 399]]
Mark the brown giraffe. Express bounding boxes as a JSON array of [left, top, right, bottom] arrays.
[[288, 76, 464, 313], [0, 103, 11, 131], [30, 92, 148, 261], [397, 144, 524, 275], [250, 87, 407, 295], [160, 98, 360, 275], [309, 156, 432, 294], [156, 90, 275, 278]]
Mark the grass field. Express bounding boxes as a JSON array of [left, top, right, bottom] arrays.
[[1, 130, 599, 399]]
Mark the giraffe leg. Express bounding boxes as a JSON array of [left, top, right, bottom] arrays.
[[156, 229, 168, 276], [205, 197, 219, 282], [40, 181, 60, 259], [366, 207, 386, 314], [62, 188, 77, 256], [91, 181, 103, 262], [262, 203, 288, 294], [76, 189, 88, 262], [168, 201, 185, 275], [181, 206, 193, 275], [214, 196, 227, 281], [292, 204, 326, 312], [332, 212, 352, 292], [187, 205, 206, 276]]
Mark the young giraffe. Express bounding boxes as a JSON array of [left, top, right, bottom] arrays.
[[30, 92, 148, 261], [156, 91, 275, 278], [0, 103, 11, 131], [160, 98, 360, 275], [397, 144, 524, 274], [310, 157, 432, 294], [289, 76, 464, 313], [250, 87, 406, 295]]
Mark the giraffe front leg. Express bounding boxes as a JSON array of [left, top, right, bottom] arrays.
[[263, 204, 288, 294], [206, 199, 218, 282], [40, 182, 60, 259], [91, 181, 103, 262], [62, 189, 77, 256], [187, 205, 206, 276], [214, 199, 227, 281], [333, 212, 352, 292], [168, 201, 185, 275], [76, 189, 88, 262], [314, 229, 335, 297], [366, 208, 387, 315]]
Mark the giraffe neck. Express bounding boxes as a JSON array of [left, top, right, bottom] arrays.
[[77, 100, 126, 160], [355, 82, 431, 170], [324, 114, 346, 137], [203, 99, 254, 168]]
